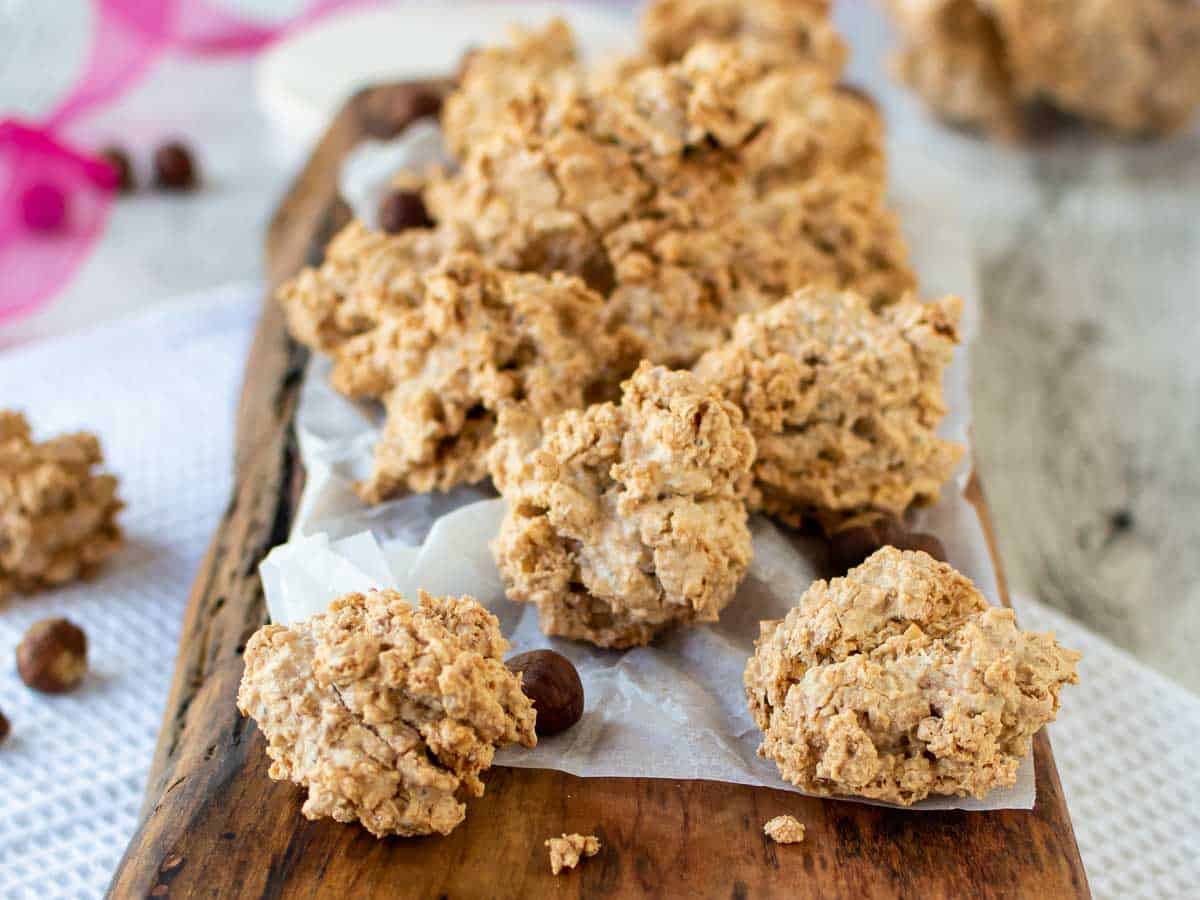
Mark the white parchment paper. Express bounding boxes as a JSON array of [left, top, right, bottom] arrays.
[[260, 115, 1034, 812]]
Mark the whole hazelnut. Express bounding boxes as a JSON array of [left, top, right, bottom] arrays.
[[392, 85, 443, 125], [892, 532, 948, 563], [16, 618, 88, 693], [153, 140, 198, 191], [827, 513, 904, 574], [506, 649, 584, 736], [99, 145, 135, 192], [378, 189, 433, 234], [0, 710, 9, 745]]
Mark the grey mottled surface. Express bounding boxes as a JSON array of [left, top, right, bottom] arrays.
[[839, 5, 1200, 692]]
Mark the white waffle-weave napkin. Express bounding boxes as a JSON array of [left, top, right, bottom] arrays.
[[0, 284, 256, 899]]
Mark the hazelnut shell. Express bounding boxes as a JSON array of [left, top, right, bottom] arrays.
[[506, 649, 584, 736], [892, 532, 949, 563], [378, 189, 433, 234], [16, 618, 88, 694], [827, 513, 904, 574]]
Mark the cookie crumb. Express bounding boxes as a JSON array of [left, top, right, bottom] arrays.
[[763, 815, 805, 844], [546, 833, 601, 875]]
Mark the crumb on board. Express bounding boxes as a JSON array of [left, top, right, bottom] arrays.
[[763, 815, 806, 844], [546, 833, 601, 875]]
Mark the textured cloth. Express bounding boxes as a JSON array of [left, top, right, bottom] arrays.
[[1012, 595, 1200, 900], [0, 284, 255, 899], [0, 285, 1196, 898]]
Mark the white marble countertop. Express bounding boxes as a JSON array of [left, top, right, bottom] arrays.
[[2, 1, 1197, 695]]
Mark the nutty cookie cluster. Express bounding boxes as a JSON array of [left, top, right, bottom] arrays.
[[695, 289, 964, 529], [280, 11, 927, 510], [886, 0, 1200, 138], [237, 589, 536, 837], [285, 244, 618, 499], [426, 25, 911, 368], [276, 1, 966, 633], [0, 410, 123, 600], [745, 547, 1080, 804], [491, 363, 755, 648]]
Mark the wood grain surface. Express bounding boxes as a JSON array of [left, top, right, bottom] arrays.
[[107, 83, 1090, 900]]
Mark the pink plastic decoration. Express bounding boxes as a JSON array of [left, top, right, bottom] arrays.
[[21, 183, 70, 233], [0, 120, 119, 321], [1, 0, 372, 324]]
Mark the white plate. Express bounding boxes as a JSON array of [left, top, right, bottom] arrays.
[[255, 2, 636, 145]]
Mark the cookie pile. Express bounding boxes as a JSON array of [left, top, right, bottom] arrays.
[[279, 2, 950, 525], [254, 0, 1079, 821], [277, 0, 965, 631]]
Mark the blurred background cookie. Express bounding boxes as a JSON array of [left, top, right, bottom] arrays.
[[885, 0, 1200, 138]]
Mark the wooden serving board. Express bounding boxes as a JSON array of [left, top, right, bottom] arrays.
[[108, 84, 1090, 899]]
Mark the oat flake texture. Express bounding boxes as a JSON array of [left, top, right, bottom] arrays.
[[0, 410, 123, 600], [694, 288, 964, 531], [237, 589, 536, 837], [745, 547, 1080, 805], [491, 362, 755, 649], [886, 0, 1200, 137]]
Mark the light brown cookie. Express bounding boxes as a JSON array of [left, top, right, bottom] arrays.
[[640, 0, 847, 77], [277, 219, 474, 354], [237, 589, 536, 838], [490, 363, 755, 649], [988, 0, 1200, 135], [0, 411, 123, 600], [694, 289, 963, 531], [427, 30, 910, 370], [331, 252, 619, 501], [887, 0, 1200, 137], [745, 547, 1080, 805]]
